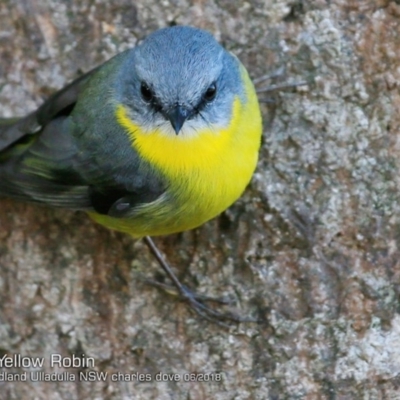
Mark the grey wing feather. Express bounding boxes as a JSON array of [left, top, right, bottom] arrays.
[[0, 67, 97, 152], [0, 68, 102, 209]]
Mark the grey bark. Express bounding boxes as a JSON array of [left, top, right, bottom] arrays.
[[1, 0, 400, 399]]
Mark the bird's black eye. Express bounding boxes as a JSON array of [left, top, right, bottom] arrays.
[[204, 83, 217, 102], [140, 82, 154, 102]]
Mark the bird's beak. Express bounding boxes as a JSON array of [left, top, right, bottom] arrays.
[[166, 105, 193, 135]]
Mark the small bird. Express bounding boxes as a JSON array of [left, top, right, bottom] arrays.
[[0, 26, 262, 323]]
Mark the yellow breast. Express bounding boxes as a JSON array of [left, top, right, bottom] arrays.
[[91, 67, 262, 237]]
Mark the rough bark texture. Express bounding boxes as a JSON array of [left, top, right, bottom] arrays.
[[1, 0, 399, 399]]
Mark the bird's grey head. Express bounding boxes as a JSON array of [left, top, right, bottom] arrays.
[[119, 26, 243, 136]]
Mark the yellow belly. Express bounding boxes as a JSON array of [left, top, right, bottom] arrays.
[[90, 67, 262, 237]]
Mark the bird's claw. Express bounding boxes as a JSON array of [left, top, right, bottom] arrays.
[[143, 277, 257, 327]]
